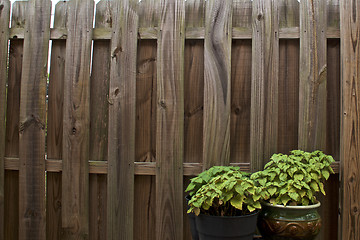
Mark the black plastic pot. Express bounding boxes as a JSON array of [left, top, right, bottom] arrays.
[[195, 211, 259, 240], [185, 195, 199, 240]]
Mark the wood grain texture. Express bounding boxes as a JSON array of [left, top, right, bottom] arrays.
[[135, 1, 158, 239], [0, 0, 9, 238], [184, 0, 204, 164], [4, 2, 27, 239], [89, 1, 111, 239], [340, 0, 360, 239], [107, 0, 138, 239], [251, 0, 279, 171], [278, 0, 299, 154], [61, 0, 94, 239], [18, 0, 50, 238], [298, 0, 327, 151], [231, 0, 252, 164], [156, 0, 184, 239], [46, 2, 67, 239], [203, 0, 232, 169], [320, 1, 341, 239]]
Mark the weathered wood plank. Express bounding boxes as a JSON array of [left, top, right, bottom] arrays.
[[46, 2, 67, 239], [203, 0, 232, 169], [184, 0, 204, 164], [107, 0, 138, 239], [278, 0, 299, 154], [0, 0, 10, 238], [183, 1, 204, 239], [340, 0, 360, 239], [231, 0, 252, 163], [61, 0, 94, 239], [89, 1, 112, 239], [18, 0, 50, 238], [135, 1, 158, 239], [156, 0, 185, 239], [298, 0, 327, 151], [251, 0, 279, 171], [4, 2, 27, 239]]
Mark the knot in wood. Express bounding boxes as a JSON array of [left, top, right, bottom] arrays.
[[159, 100, 166, 109], [257, 13, 263, 21]]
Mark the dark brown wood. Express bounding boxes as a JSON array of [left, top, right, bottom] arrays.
[[203, 0, 232, 169], [135, 1, 158, 238], [0, 0, 10, 238], [156, 0, 185, 239], [231, 0, 252, 163], [340, 0, 360, 239], [106, 0, 138, 239], [89, 1, 112, 239], [251, 0, 279, 171], [278, 0, 299, 154], [18, 0, 50, 238], [4, 2, 27, 239], [46, 2, 68, 239], [61, 0, 94, 239], [184, 0, 204, 165], [298, 0, 327, 151]]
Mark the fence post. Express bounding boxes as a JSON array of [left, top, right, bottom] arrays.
[[0, 1, 10, 239], [340, 0, 360, 239]]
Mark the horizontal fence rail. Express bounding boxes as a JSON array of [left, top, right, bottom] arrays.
[[0, 0, 358, 239]]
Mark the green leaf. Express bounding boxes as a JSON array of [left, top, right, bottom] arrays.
[[319, 182, 326, 195], [280, 195, 291, 206], [230, 195, 244, 210], [301, 198, 309, 206], [310, 182, 319, 192], [269, 198, 277, 205], [288, 192, 300, 201], [194, 208, 200, 216], [268, 187, 277, 196], [294, 173, 304, 181], [247, 205, 256, 212], [253, 201, 261, 209], [322, 170, 330, 180], [280, 173, 288, 181]]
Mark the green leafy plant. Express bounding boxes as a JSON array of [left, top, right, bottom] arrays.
[[187, 167, 268, 216], [185, 166, 246, 197], [251, 150, 335, 206]]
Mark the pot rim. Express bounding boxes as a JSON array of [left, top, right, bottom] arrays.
[[262, 201, 321, 209], [197, 209, 260, 218]]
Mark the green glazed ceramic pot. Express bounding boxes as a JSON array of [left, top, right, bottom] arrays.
[[258, 202, 322, 240]]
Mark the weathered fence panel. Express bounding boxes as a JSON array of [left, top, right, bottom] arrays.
[[0, 0, 354, 239], [340, 0, 360, 239], [0, 1, 9, 239]]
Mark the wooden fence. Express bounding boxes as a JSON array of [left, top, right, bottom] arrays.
[[0, 0, 359, 239]]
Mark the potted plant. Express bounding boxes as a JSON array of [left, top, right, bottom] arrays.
[[185, 166, 243, 240], [186, 166, 269, 240], [251, 150, 335, 240]]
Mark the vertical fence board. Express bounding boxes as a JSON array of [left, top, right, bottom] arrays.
[[89, 1, 112, 239], [62, 0, 94, 239], [135, 1, 158, 239], [231, 0, 252, 163], [183, 1, 204, 238], [107, 0, 138, 237], [0, 0, 9, 238], [18, 0, 50, 238], [251, 0, 279, 171], [321, 1, 341, 239], [203, 0, 232, 169], [340, 0, 360, 239], [184, 0, 204, 165], [4, 2, 27, 239], [298, 0, 327, 151], [46, 2, 68, 239], [299, 2, 327, 239], [278, 0, 299, 154], [106, 0, 138, 239], [156, 0, 184, 239]]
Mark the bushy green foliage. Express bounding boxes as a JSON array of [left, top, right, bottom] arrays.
[[185, 166, 246, 196], [251, 150, 335, 206], [187, 168, 267, 216]]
